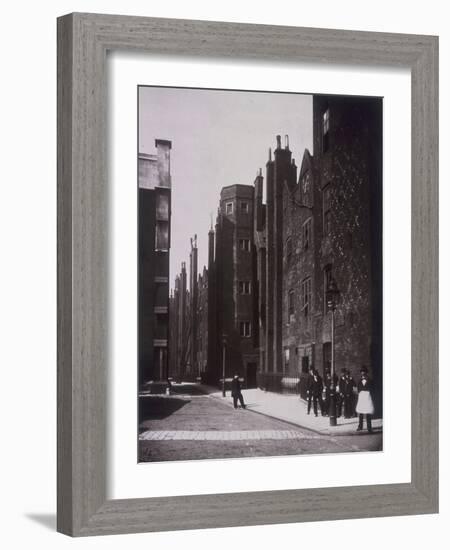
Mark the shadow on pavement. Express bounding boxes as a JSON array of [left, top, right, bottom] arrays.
[[139, 396, 190, 424], [169, 383, 207, 396]]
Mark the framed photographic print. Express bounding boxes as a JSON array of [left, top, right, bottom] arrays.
[[57, 13, 438, 536]]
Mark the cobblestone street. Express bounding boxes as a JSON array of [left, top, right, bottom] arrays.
[[138, 384, 382, 462]]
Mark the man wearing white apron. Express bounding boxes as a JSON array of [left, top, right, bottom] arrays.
[[356, 366, 374, 433]]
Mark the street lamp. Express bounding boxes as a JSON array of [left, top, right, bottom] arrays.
[[326, 277, 340, 427], [222, 334, 227, 397]]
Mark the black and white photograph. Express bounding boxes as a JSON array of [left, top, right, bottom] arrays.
[[137, 86, 383, 462]]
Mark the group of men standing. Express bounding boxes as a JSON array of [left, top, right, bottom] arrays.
[[305, 365, 375, 432], [305, 367, 358, 419]]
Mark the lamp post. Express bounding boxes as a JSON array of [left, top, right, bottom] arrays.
[[326, 277, 340, 427], [222, 334, 227, 397]]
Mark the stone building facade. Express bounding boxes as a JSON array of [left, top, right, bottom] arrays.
[[280, 147, 318, 388], [254, 95, 382, 408], [138, 139, 172, 387], [311, 95, 382, 402]]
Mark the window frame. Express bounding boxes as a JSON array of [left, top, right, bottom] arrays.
[[240, 201, 249, 214], [239, 320, 251, 338], [323, 184, 332, 236], [155, 220, 169, 251], [239, 238, 251, 252], [288, 289, 295, 323], [301, 277, 312, 318], [302, 217, 312, 250], [238, 281, 251, 295]]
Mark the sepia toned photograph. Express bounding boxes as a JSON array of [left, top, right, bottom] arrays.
[[137, 86, 383, 463]]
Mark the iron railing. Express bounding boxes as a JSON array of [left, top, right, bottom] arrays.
[[257, 372, 309, 398]]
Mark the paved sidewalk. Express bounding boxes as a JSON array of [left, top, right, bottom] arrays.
[[139, 429, 325, 441], [207, 387, 382, 436]]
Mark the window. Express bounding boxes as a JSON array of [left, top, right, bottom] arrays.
[[240, 201, 249, 213], [323, 264, 332, 313], [301, 171, 311, 206], [301, 278, 312, 318], [323, 184, 332, 236], [239, 238, 251, 252], [288, 289, 295, 323], [155, 221, 169, 251], [155, 193, 169, 221], [239, 321, 251, 338], [239, 281, 251, 295], [286, 237, 293, 264], [302, 218, 312, 250], [322, 108, 330, 153], [225, 202, 233, 214]]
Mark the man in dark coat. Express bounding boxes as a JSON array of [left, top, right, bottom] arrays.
[[336, 368, 347, 418], [306, 369, 323, 417], [342, 370, 356, 418], [231, 374, 246, 409], [305, 367, 315, 414], [322, 369, 332, 416]]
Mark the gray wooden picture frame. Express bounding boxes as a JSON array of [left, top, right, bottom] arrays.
[[57, 12, 439, 537]]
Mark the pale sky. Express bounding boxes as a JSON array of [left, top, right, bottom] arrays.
[[139, 86, 313, 290]]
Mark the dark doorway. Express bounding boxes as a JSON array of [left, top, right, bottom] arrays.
[[246, 362, 257, 388], [301, 355, 310, 374]]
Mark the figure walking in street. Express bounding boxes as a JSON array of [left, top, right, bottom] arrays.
[[356, 366, 374, 432], [231, 374, 246, 409], [307, 369, 323, 417]]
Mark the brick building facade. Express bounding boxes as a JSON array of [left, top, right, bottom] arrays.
[[200, 185, 260, 386]]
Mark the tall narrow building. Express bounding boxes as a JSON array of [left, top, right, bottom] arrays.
[[207, 185, 259, 385], [138, 139, 172, 387], [189, 235, 199, 378], [260, 136, 298, 379], [206, 224, 217, 383]]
